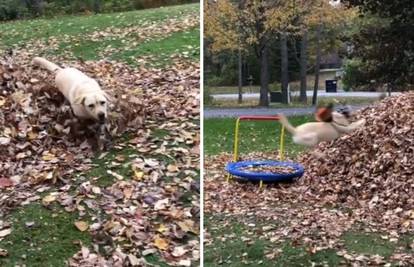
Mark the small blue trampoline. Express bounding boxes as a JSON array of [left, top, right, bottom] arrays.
[[226, 160, 305, 183], [225, 115, 305, 186]]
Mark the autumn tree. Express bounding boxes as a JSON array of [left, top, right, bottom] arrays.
[[205, 0, 355, 106], [293, 0, 355, 105], [205, 0, 303, 106], [343, 0, 414, 89], [204, 0, 245, 103]]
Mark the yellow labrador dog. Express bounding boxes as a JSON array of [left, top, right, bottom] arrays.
[[278, 106, 365, 146], [33, 57, 108, 124]]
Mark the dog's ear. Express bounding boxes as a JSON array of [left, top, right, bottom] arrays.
[[315, 106, 333, 122], [74, 96, 86, 105]]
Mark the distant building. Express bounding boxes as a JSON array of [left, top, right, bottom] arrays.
[[320, 53, 342, 69]]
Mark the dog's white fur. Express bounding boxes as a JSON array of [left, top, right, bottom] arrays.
[[33, 57, 108, 122], [278, 112, 365, 146]]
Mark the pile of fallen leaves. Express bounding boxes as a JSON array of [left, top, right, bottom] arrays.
[[205, 93, 414, 265], [298, 92, 414, 231], [0, 51, 199, 266], [240, 165, 296, 174], [0, 51, 198, 184]]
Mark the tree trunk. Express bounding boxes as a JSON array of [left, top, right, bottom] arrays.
[[94, 0, 102, 14], [312, 25, 322, 106], [238, 48, 243, 104], [299, 31, 308, 103], [28, 0, 44, 16], [259, 45, 269, 107], [281, 33, 289, 104]]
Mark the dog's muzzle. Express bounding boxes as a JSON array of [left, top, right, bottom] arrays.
[[98, 113, 106, 124]]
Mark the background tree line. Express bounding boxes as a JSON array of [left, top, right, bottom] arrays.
[[0, 0, 197, 21], [205, 0, 351, 106], [204, 0, 413, 106]]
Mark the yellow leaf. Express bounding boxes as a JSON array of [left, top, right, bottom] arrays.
[[28, 131, 38, 140], [177, 220, 199, 234], [402, 220, 411, 228], [42, 153, 56, 161], [133, 170, 144, 181], [154, 236, 168, 250], [156, 224, 168, 234], [74, 221, 89, 232], [167, 164, 179, 172], [42, 194, 56, 206]]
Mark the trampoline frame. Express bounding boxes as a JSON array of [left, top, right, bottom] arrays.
[[226, 115, 303, 187]]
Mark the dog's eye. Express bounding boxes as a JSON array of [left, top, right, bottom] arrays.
[[100, 101, 106, 105], [88, 104, 95, 108]]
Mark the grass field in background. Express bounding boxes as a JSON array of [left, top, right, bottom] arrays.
[[206, 69, 343, 94], [0, 4, 199, 67], [203, 116, 311, 156], [207, 96, 378, 108]]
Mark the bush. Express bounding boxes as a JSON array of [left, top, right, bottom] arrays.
[[205, 72, 237, 87], [342, 59, 369, 91], [269, 82, 281, 92], [0, 0, 29, 21], [0, 0, 197, 21]]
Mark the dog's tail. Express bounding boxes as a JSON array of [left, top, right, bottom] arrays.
[[278, 114, 296, 135], [33, 57, 61, 72]]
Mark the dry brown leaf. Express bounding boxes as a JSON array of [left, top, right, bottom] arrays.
[[0, 228, 11, 238], [41, 194, 56, 206], [74, 221, 89, 232]]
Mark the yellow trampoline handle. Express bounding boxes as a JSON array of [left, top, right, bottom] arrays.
[[233, 118, 241, 162], [279, 125, 285, 160]]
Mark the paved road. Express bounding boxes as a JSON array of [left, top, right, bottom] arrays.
[[212, 90, 398, 100], [204, 104, 369, 118]]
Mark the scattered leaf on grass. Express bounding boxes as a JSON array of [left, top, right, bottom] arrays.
[[0, 228, 11, 238], [0, 248, 8, 257], [74, 221, 89, 232]]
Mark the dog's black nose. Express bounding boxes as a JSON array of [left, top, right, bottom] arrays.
[[98, 113, 105, 122]]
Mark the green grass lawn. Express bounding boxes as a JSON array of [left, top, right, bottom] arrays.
[[0, 3, 199, 67], [204, 215, 343, 267], [0, 129, 188, 267], [204, 115, 412, 266], [205, 214, 413, 267], [204, 116, 310, 156], [207, 96, 378, 108], [0, 204, 91, 267], [0, 4, 198, 47]]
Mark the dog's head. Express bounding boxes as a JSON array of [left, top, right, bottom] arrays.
[[316, 104, 353, 125], [75, 92, 109, 123]]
